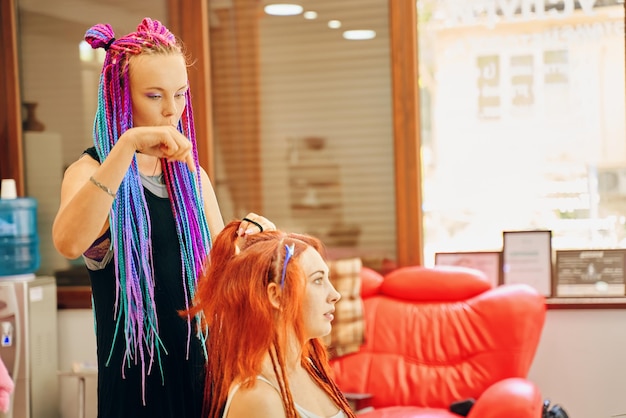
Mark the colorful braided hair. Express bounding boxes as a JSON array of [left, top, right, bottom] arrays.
[[188, 220, 355, 418], [84, 18, 211, 402]]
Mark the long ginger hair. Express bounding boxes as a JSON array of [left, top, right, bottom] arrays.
[[189, 220, 355, 418]]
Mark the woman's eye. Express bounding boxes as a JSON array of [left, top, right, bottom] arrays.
[[147, 94, 161, 100], [313, 277, 323, 285]]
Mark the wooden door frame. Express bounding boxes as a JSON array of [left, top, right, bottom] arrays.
[[389, 0, 423, 267], [0, 0, 24, 196], [168, 0, 215, 179]]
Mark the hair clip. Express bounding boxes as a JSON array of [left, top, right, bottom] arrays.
[[280, 244, 295, 288]]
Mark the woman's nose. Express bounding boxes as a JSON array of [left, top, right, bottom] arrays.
[[329, 284, 341, 303], [162, 97, 177, 117]]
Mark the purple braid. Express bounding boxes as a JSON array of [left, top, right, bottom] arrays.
[[85, 17, 211, 404]]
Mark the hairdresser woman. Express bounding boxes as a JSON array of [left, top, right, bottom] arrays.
[[52, 17, 274, 418]]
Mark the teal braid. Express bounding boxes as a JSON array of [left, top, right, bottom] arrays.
[[86, 18, 212, 403]]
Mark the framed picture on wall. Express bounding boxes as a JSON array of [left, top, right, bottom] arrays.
[[434, 251, 503, 288], [555, 249, 626, 297], [502, 230, 553, 296]]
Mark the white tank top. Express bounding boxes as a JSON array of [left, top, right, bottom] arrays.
[[221, 375, 348, 418]]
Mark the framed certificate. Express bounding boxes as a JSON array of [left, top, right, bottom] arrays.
[[434, 251, 502, 287], [502, 230, 553, 296], [555, 249, 626, 297]]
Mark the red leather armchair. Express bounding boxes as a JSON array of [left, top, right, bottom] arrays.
[[329, 265, 546, 418]]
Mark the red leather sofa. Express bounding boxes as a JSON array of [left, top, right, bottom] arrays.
[[329, 265, 546, 418]]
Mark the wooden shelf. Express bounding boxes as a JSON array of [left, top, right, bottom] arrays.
[[57, 289, 626, 310], [55, 266, 92, 309], [57, 286, 92, 310], [546, 297, 626, 309], [289, 162, 343, 236]]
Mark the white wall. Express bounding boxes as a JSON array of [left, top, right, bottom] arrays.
[[57, 307, 626, 418], [57, 310, 97, 418], [528, 309, 626, 418]]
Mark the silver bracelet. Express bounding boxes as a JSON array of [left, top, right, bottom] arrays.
[[89, 176, 116, 198]]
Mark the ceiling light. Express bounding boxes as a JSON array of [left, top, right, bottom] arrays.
[[328, 20, 342, 29], [303, 11, 318, 20], [343, 29, 376, 40], [264, 3, 303, 16]]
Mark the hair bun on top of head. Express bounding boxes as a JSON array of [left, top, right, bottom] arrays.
[[136, 17, 176, 44], [83, 18, 176, 52], [84, 23, 115, 50]]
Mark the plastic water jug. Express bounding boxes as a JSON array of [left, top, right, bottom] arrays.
[[0, 180, 40, 276]]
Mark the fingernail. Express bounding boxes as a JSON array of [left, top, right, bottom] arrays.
[[237, 228, 244, 236], [245, 228, 255, 235]]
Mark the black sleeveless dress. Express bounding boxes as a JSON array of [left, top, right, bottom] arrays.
[[83, 147, 205, 418]]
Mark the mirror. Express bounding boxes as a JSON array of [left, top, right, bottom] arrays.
[[18, 0, 399, 278]]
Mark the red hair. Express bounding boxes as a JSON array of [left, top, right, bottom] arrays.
[[189, 220, 355, 418]]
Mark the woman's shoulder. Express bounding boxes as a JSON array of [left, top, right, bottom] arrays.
[[62, 149, 100, 178], [226, 378, 285, 418], [82, 147, 99, 160]]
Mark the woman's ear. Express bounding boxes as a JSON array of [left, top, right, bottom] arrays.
[[267, 282, 282, 310]]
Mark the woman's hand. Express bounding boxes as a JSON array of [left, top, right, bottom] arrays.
[[238, 213, 276, 237], [125, 126, 195, 172]]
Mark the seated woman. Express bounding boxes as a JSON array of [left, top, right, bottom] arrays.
[[189, 220, 356, 418]]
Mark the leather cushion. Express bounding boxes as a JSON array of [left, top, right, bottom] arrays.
[[381, 265, 492, 302], [360, 266, 384, 298]]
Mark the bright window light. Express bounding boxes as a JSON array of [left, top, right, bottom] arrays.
[[264, 4, 303, 16], [343, 29, 376, 40], [78, 40, 94, 62], [328, 20, 342, 29]]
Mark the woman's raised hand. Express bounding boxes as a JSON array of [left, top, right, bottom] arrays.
[[124, 126, 195, 172], [238, 213, 276, 237]]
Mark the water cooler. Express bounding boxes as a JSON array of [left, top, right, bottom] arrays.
[[0, 179, 58, 417], [0, 275, 58, 418]]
